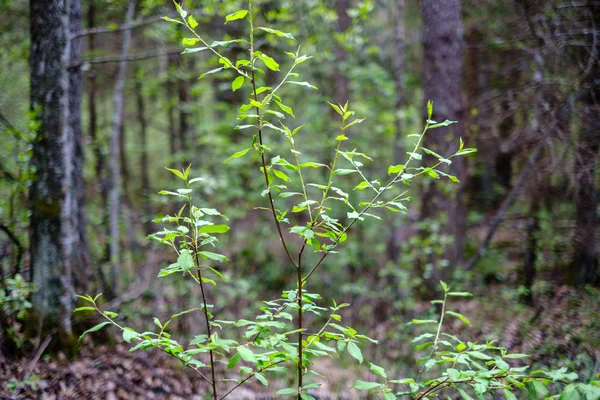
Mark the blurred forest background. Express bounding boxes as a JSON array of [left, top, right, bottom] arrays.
[[0, 0, 598, 398]]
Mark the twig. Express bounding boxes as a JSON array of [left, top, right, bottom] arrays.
[[0, 223, 23, 274], [219, 359, 288, 400], [78, 49, 182, 67]]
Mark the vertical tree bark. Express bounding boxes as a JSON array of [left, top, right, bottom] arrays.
[[419, 0, 466, 266], [167, 59, 178, 157], [387, 0, 406, 265], [333, 0, 351, 106], [30, 0, 86, 333], [569, 3, 599, 285], [135, 68, 152, 236], [68, 0, 90, 291], [570, 97, 599, 284], [108, 0, 135, 294]]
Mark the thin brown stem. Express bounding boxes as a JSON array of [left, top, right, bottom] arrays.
[[297, 248, 304, 399], [248, 21, 298, 271], [194, 245, 218, 399]]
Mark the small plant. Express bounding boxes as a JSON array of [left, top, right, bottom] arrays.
[[351, 281, 599, 399], [0, 274, 35, 347], [76, 2, 599, 399]]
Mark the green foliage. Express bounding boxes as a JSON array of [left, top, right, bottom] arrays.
[[75, 1, 597, 399], [0, 274, 36, 347]]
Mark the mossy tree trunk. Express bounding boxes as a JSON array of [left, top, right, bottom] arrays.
[[29, 0, 88, 334]]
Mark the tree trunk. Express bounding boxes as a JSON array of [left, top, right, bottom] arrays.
[[68, 0, 90, 292], [135, 68, 152, 236], [108, 0, 135, 294], [569, 3, 600, 286], [30, 0, 87, 333], [333, 0, 351, 106], [387, 0, 406, 265], [419, 0, 466, 267], [570, 100, 599, 284]]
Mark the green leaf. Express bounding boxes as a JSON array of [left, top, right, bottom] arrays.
[[225, 10, 249, 23], [255, 373, 268, 387], [446, 311, 471, 326], [328, 102, 343, 116], [275, 101, 295, 118], [257, 27, 295, 39], [457, 387, 474, 400], [175, 250, 194, 273], [174, 2, 187, 18], [447, 292, 472, 297], [427, 100, 433, 119], [182, 38, 199, 46], [347, 341, 363, 364], [237, 346, 256, 363], [411, 319, 437, 325], [276, 388, 297, 395], [165, 167, 186, 181], [258, 53, 280, 71], [122, 328, 138, 343], [287, 81, 317, 89], [199, 67, 224, 79], [504, 353, 530, 359], [467, 351, 492, 360], [227, 353, 241, 370], [353, 181, 370, 191], [504, 389, 518, 400], [388, 164, 404, 175], [369, 363, 386, 379], [162, 16, 182, 24], [298, 162, 327, 169], [272, 169, 291, 182], [232, 76, 245, 92], [187, 15, 198, 29], [73, 307, 96, 312], [455, 148, 477, 156], [198, 251, 229, 262], [224, 148, 251, 162], [352, 380, 381, 390], [79, 321, 111, 341]]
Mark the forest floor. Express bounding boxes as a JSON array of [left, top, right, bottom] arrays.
[[1, 284, 598, 400]]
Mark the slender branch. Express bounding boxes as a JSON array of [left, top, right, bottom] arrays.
[[247, 2, 298, 270], [72, 13, 176, 39], [0, 223, 23, 274], [218, 359, 288, 400], [188, 191, 218, 400], [83, 49, 182, 66], [303, 120, 431, 283], [297, 245, 304, 399]]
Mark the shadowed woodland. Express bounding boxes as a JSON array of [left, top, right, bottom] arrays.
[[0, 0, 599, 399]]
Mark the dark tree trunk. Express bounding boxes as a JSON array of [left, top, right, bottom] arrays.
[[568, 3, 599, 285], [30, 0, 87, 333], [419, 0, 466, 266], [68, 0, 90, 291], [333, 0, 351, 106], [570, 101, 599, 284]]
